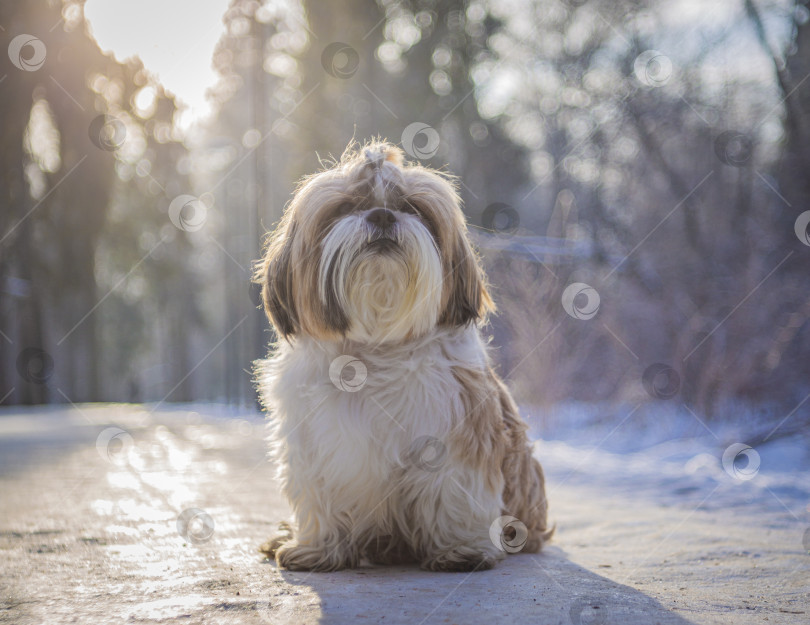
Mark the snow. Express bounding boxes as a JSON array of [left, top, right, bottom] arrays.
[[526, 402, 810, 526]]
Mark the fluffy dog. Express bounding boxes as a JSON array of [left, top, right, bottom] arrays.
[[255, 141, 552, 572]]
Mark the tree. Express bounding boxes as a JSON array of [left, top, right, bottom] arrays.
[[1, 0, 196, 404]]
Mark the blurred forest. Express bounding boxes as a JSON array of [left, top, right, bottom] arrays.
[[1, 0, 809, 427]]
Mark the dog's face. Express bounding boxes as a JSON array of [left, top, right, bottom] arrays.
[[257, 142, 493, 344]]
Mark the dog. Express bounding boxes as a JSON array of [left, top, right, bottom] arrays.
[[254, 141, 552, 572]]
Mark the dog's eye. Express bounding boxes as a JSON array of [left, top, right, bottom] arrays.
[[400, 202, 439, 241], [319, 202, 357, 237]]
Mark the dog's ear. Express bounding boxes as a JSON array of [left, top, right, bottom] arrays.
[[404, 166, 495, 328], [258, 221, 298, 339], [440, 229, 494, 327]]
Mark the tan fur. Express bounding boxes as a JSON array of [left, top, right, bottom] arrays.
[[493, 371, 554, 552], [451, 365, 554, 551]]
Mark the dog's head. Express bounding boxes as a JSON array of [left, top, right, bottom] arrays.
[[256, 141, 493, 344]]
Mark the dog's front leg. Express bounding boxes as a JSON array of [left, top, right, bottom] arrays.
[[409, 468, 506, 572], [272, 474, 361, 572]]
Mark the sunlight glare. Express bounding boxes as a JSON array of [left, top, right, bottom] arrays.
[[84, 0, 230, 130]]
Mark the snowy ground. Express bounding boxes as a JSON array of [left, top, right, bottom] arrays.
[[529, 401, 810, 521], [0, 402, 807, 624]]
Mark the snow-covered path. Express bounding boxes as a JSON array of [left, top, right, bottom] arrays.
[[0, 404, 807, 624]]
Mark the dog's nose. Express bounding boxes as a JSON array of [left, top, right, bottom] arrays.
[[366, 207, 396, 229]]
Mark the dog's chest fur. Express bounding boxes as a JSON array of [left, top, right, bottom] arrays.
[[257, 326, 488, 498]]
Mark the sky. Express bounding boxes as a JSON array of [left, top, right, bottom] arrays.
[[84, 0, 231, 127]]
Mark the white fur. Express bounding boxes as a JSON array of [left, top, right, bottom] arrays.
[[319, 210, 443, 344], [256, 325, 505, 569]]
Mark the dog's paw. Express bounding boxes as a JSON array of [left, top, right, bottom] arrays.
[[421, 548, 501, 572], [275, 541, 354, 572], [258, 521, 294, 558]]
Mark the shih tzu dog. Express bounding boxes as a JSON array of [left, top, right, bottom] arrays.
[[254, 141, 552, 572]]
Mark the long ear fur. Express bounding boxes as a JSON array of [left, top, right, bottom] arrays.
[[440, 229, 495, 327], [257, 219, 298, 339], [402, 164, 495, 328]]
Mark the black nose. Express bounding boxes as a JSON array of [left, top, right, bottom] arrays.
[[366, 207, 397, 229]]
